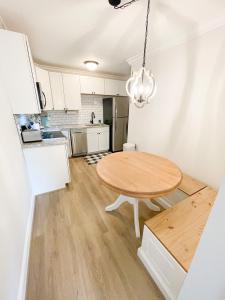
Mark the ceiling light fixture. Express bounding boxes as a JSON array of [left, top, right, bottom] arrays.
[[84, 60, 99, 71], [109, 0, 156, 108]]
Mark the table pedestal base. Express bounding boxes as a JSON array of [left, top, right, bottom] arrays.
[[105, 195, 161, 238]]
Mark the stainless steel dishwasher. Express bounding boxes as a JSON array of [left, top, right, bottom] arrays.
[[71, 128, 87, 156]]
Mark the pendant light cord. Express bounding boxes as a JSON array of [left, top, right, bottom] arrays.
[[142, 0, 151, 68], [114, 0, 139, 9], [113, 0, 151, 68]]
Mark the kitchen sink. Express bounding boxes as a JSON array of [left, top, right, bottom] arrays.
[[85, 124, 103, 127]]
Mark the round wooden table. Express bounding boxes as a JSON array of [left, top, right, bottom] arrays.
[[96, 151, 182, 238]]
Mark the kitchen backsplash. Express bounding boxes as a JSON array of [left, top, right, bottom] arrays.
[[15, 95, 104, 128], [45, 95, 103, 126]]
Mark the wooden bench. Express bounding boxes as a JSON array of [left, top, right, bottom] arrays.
[[178, 173, 207, 196], [156, 173, 207, 208], [138, 178, 217, 300]]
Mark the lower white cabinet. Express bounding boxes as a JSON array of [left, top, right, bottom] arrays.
[[23, 144, 70, 195], [138, 226, 186, 300], [87, 127, 109, 153], [98, 130, 109, 151]]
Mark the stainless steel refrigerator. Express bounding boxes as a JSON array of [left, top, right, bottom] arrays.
[[103, 97, 129, 152]]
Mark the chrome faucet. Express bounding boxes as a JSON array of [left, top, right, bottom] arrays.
[[90, 112, 95, 124]]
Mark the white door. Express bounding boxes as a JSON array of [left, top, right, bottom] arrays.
[[98, 131, 109, 151], [0, 30, 40, 114], [49, 72, 65, 110], [80, 76, 105, 95], [35, 66, 53, 110], [62, 73, 81, 110], [87, 133, 99, 153]]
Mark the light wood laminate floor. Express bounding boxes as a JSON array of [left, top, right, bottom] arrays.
[[26, 157, 164, 300]]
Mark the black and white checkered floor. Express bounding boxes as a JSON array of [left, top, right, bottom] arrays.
[[84, 152, 111, 165]]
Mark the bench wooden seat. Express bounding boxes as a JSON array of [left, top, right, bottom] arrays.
[[145, 187, 217, 272], [178, 173, 207, 196]]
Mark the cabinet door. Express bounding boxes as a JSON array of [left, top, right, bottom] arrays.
[[99, 131, 109, 151], [0, 30, 40, 114], [87, 133, 99, 153], [80, 76, 105, 95], [117, 80, 127, 96], [23, 144, 70, 195], [104, 79, 127, 96], [62, 74, 81, 110], [104, 79, 119, 96], [35, 66, 53, 110], [49, 72, 65, 110]]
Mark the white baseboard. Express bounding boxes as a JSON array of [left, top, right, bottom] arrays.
[[17, 195, 35, 300]]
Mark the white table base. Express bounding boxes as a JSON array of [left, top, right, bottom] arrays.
[[105, 195, 161, 238]]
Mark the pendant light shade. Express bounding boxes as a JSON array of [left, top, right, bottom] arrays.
[[126, 67, 156, 107]]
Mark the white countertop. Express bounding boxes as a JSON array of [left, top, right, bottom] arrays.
[[43, 123, 109, 131], [22, 137, 67, 149]]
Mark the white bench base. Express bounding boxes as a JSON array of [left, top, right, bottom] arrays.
[[138, 225, 187, 300]]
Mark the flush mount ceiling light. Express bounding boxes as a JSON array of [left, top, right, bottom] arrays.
[[109, 0, 157, 108], [84, 60, 99, 71]]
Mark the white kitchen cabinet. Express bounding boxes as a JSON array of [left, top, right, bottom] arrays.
[[35, 66, 53, 110], [0, 29, 40, 114], [62, 73, 81, 110], [87, 126, 109, 153], [98, 130, 110, 151], [104, 79, 127, 96], [23, 144, 70, 195], [87, 132, 99, 153], [80, 76, 105, 95], [49, 72, 65, 110], [117, 80, 127, 96]]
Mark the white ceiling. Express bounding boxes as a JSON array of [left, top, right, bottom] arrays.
[[0, 0, 225, 76]]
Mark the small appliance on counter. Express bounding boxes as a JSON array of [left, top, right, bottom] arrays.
[[21, 129, 42, 143]]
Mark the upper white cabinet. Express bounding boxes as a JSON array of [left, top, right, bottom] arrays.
[[35, 66, 53, 110], [49, 72, 65, 110], [0, 30, 40, 114], [105, 79, 127, 96], [62, 74, 81, 110], [80, 76, 105, 95], [117, 80, 127, 96]]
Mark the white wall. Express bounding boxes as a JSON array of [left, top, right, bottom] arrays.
[[128, 24, 225, 189], [0, 84, 33, 300]]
